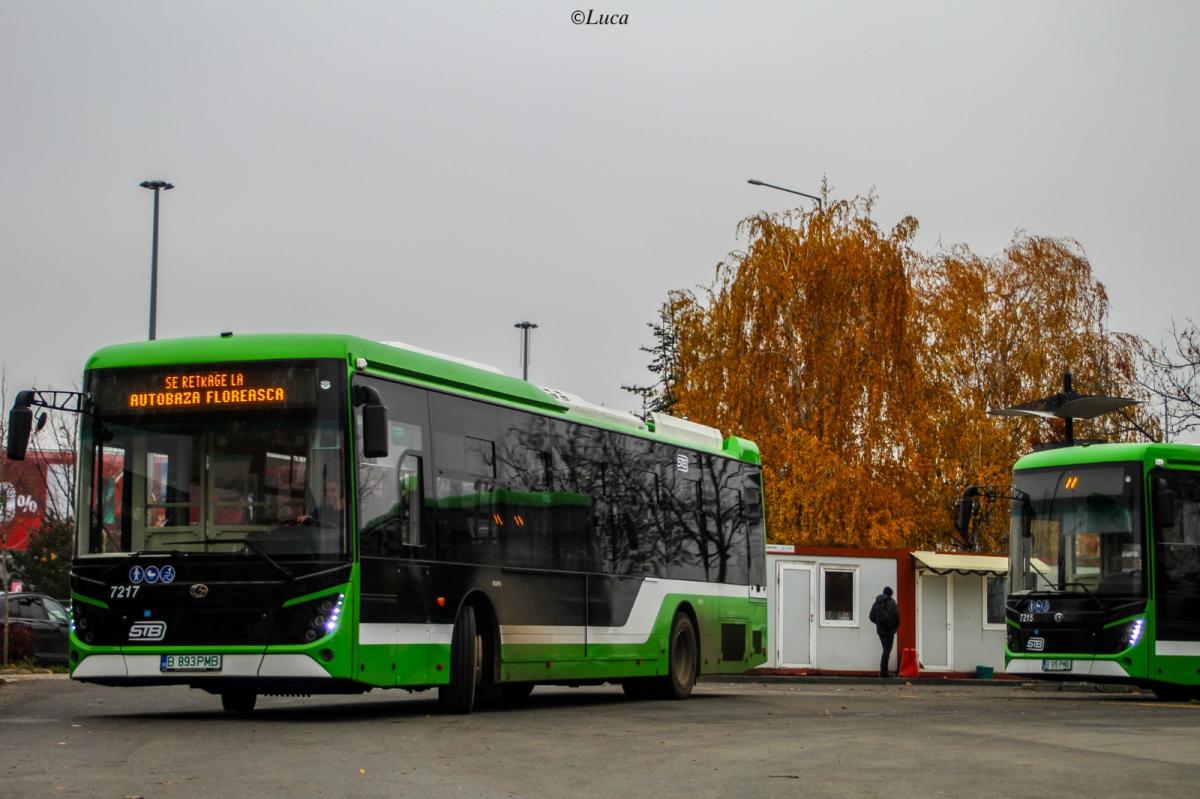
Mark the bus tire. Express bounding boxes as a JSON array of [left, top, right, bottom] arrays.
[[438, 605, 480, 714], [221, 690, 257, 714], [654, 611, 698, 700]]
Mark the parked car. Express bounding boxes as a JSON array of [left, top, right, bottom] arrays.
[[2, 592, 70, 665]]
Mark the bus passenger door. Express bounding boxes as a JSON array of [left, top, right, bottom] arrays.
[[1151, 469, 1200, 682], [354, 377, 433, 686]]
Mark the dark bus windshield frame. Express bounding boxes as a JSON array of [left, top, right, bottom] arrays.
[[76, 359, 348, 559], [1009, 462, 1144, 596]]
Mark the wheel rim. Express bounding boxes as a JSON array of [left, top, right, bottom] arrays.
[[473, 632, 483, 688]]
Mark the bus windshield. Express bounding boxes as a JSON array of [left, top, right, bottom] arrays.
[[1009, 463, 1144, 596], [76, 360, 347, 559]]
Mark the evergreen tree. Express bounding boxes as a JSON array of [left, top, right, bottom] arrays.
[[622, 299, 682, 417]]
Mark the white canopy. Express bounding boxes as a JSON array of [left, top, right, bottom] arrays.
[[912, 551, 1008, 575]]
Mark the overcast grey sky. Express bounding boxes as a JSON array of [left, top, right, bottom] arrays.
[[2, 2, 1197, 415]]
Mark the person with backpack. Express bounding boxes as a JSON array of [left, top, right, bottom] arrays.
[[869, 586, 900, 678]]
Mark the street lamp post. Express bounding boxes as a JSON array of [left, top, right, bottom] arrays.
[[140, 179, 174, 340], [514, 321, 538, 381], [747, 178, 823, 210]]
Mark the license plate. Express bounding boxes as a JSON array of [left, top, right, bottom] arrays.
[[1042, 659, 1072, 672], [160, 654, 222, 672]]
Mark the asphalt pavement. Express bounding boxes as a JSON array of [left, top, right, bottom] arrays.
[[4, 672, 1198, 798]]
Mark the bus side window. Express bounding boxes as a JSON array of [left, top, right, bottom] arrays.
[[99, 445, 128, 554], [399, 454, 423, 547]]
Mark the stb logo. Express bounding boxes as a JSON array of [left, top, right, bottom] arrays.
[[676, 454, 689, 473], [1026, 636, 1045, 652], [128, 621, 167, 642]]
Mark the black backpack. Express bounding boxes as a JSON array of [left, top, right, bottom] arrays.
[[871, 597, 898, 630]]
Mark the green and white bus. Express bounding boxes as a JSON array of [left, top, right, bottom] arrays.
[[999, 442, 1200, 699], [6, 334, 768, 712]]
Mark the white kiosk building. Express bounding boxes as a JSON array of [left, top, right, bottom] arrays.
[[763, 545, 1010, 676]]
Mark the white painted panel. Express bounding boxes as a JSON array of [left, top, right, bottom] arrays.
[[259, 654, 333, 678], [1156, 640, 1200, 657], [72, 654, 127, 679], [359, 622, 453, 646]]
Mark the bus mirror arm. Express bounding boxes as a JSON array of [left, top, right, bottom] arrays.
[[354, 385, 389, 459], [955, 484, 1032, 535], [6, 388, 94, 461]]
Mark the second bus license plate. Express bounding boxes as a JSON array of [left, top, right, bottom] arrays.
[[161, 654, 223, 672], [1041, 659, 1072, 672]]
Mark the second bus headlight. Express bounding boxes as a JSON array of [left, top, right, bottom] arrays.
[[274, 592, 346, 645], [1123, 617, 1145, 649]]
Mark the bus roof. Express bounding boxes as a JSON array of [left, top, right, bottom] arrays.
[[1014, 441, 1200, 471], [84, 333, 761, 465]]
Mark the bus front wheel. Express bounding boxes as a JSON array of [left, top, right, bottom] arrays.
[[438, 605, 480, 714], [654, 611, 698, 700]]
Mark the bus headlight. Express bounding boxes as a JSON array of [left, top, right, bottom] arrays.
[[319, 594, 344, 635], [275, 592, 346, 645], [1124, 618, 1145, 649]]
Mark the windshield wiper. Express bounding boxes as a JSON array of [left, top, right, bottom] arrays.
[[1023, 571, 1105, 609], [1027, 564, 1058, 593], [100, 549, 187, 580], [1061, 581, 1104, 608], [98, 541, 293, 581], [219, 538, 295, 580]]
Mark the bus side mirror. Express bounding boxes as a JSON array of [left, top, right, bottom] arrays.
[[362, 404, 389, 459], [955, 486, 979, 534], [1154, 478, 1176, 528], [355, 385, 389, 459], [5, 391, 35, 461]]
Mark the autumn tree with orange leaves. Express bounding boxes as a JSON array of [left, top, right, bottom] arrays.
[[909, 236, 1150, 550], [646, 197, 1152, 552]]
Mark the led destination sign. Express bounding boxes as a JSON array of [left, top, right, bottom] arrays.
[[127, 371, 285, 409], [92, 364, 319, 413]]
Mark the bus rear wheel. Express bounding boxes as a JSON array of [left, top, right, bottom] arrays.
[[653, 611, 698, 700], [438, 605, 480, 714], [220, 690, 257, 714]]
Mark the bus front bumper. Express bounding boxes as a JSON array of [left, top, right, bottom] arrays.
[[72, 652, 333, 682]]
